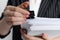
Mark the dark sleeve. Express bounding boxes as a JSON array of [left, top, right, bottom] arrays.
[[0, 31, 10, 39]]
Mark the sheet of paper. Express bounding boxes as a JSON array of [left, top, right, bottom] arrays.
[[28, 30, 60, 38], [21, 17, 60, 36], [21, 17, 60, 30], [27, 17, 60, 30]]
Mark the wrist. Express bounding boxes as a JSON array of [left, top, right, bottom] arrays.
[[0, 18, 12, 35]]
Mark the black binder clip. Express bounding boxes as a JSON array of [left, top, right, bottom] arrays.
[[27, 11, 35, 19]]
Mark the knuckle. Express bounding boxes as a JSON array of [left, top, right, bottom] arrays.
[[11, 21, 15, 25], [9, 11, 15, 16], [25, 11, 30, 15], [14, 12, 17, 16], [13, 12, 15, 16], [4, 10, 9, 16], [6, 6, 16, 11], [16, 7, 22, 12], [27, 12, 30, 15], [6, 6, 12, 10], [10, 17, 14, 21], [12, 22, 15, 25]]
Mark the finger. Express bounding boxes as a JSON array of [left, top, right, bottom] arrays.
[[7, 21, 25, 25], [6, 19, 26, 25], [20, 29, 44, 40], [4, 10, 28, 18], [4, 10, 14, 16], [18, 1, 29, 9], [6, 6, 16, 11], [6, 17, 26, 22], [16, 7, 30, 15], [42, 33, 49, 40], [6, 6, 30, 16], [20, 29, 32, 39]]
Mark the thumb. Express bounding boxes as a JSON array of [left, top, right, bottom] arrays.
[[42, 33, 49, 40], [18, 1, 29, 9]]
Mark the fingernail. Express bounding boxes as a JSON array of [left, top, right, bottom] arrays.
[[26, 12, 30, 15], [22, 29, 27, 33], [26, 15, 29, 17], [42, 33, 45, 35]]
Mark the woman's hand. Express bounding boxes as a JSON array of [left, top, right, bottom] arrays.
[[0, 1, 30, 35], [20, 29, 53, 40], [20, 29, 60, 40], [4, 1, 29, 25], [4, 6, 29, 25]]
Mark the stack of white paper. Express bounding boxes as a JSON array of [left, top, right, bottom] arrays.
[[26, 17, 60, 30], [21, 17, 60, 36]]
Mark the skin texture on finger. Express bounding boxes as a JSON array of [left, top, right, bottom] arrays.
[[5, 17, 26, 22], [12, 12, 28, 17], [5, 21, 26, 25], [7, 5, 30, 15], [18, 1, 29, 9], [6, 6, 30, 16], [4, 3, 30, 17], [42, 33, 48, 40], [3, 1, 30, 26], [4, 10, 28, 18], [41, 33, 52, 40], [16, 7, 30, 15], [5, 6, 16, 11]]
